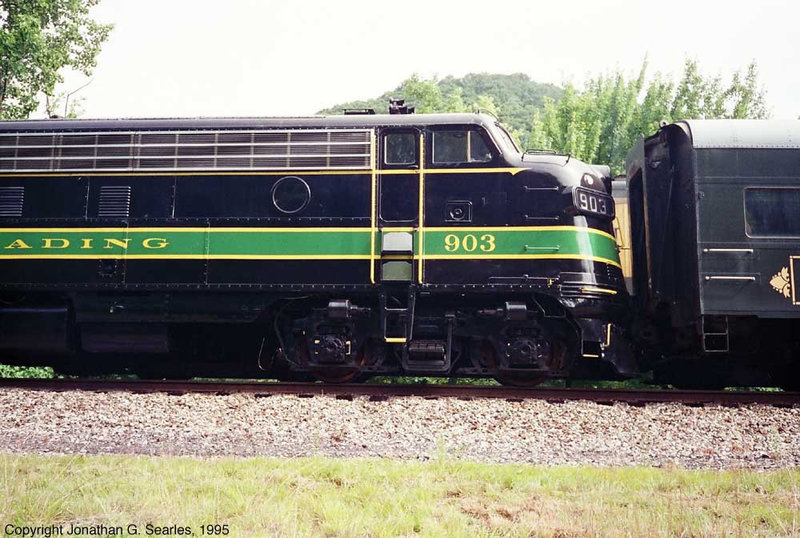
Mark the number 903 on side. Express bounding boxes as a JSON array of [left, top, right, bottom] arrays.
[[443, 233, 496, 253]]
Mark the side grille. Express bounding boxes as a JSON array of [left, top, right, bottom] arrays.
[[0, 129, 373, 173], [97, 185, 131, 218], [0, 186, 24, 217]]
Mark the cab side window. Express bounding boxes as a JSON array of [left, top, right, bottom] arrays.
[[384, 132, 417, 166], [432, 128, 493, 164]]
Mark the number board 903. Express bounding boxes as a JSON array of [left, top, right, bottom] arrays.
[[573, 187, 614, 218]]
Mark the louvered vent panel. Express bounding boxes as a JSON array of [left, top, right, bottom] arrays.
[[0, 186, 24, 217], [0, 129, 372, 172], [97, 185, 131, 218]]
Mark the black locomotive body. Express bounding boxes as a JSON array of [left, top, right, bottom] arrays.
[[625, 119, 800, 388], [0, 112, 631, 382]]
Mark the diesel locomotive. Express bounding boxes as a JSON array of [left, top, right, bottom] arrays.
[[0, 104, 633, 383]]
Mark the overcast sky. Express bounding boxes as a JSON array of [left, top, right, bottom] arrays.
[[55, 0, 799, 120]]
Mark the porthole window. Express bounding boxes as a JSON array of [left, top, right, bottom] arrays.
[[272, 176, 311, 214]]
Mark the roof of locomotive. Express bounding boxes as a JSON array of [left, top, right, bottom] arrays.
[[676, 119, 800, 149], [0, 113, 498, 132]]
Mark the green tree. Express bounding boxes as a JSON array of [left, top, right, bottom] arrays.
[[397, 74, 443, 113], [318, 72, 562, 146], [726, 62, 768, 119], [530, 59, 770, 173], [44, 91, 84, 118], [441, 86, 468, 112], [627, 72, 673, 148], [0, 0, 112, 119], [671, 59, 706, 120], [472, 94, 499, 117], [534, 87, 596, 161]]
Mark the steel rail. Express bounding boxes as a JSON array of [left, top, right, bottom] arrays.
[[0, 378, 797, 406]]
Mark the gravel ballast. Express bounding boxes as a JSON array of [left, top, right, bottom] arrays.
[[0, 388, 798, 469]]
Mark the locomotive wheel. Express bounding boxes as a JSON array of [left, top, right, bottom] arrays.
[[477, 340, 547, 387], [301, 340, 370, 384], [308, 349, 369, 383], [309, 365, 364, 384], [493, 370, 547, 387]]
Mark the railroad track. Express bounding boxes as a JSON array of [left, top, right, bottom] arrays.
[[0, 377, 798, 406]]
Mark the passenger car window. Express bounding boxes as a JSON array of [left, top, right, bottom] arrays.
[[744, 188, 800, 236], [433, 129, 492, 164], [384, 133, 416, 165]]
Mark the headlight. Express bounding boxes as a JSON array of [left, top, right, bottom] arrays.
[[573, 187, 615, 218]]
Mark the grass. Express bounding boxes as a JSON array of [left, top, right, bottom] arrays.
[[1, 454, 798, 537], [0, 363, 55, 379], [0, 363, 785, 391]]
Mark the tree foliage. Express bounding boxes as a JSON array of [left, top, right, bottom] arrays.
[[0, 0, 112, 119], [320, 62, 769, 173], [529, 59, 770, 173], [318, 73, 562, 147]]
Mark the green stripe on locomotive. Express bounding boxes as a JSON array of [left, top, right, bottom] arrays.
[[422, 227, 619, 267], [0, 226, 620, 268]]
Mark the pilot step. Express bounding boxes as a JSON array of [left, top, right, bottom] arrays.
[[403, 339, 450, 373]]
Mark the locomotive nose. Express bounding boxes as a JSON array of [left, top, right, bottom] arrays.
[[590, 164, 612, 181], [588, 164, 612, 193]]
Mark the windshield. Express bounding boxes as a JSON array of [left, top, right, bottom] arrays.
[[494, 122, 521, 155]]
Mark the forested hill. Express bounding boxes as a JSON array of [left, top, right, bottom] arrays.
[[317, 61, 769, 169], [316, 73, 562, 142]]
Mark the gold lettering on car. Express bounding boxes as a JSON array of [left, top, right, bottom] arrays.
[[2, 236, 173, 252], [770, 266, 791, 298], [103, 238, 131, 249], [4, 239, 32, 249], [142, 237, 169, 249], [0, 237, 171, 252], [42, 238, 69, 249]]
